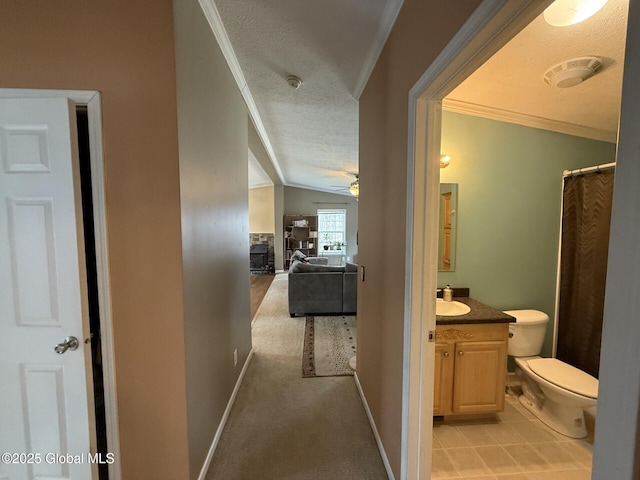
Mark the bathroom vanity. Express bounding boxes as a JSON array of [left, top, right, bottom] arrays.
[[434, 297, 515, 416]]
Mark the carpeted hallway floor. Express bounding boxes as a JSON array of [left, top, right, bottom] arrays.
[[205, 274, 388, 479]]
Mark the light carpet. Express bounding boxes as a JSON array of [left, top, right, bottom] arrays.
[[205, 273, 388, 480], [303, 315, 356, 377]]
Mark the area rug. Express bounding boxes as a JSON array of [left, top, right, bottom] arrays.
[[302, 315, 356, 377]]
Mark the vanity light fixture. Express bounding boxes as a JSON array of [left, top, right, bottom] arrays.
[[440, 154, 451, 168], [543, 0, 608, 27]]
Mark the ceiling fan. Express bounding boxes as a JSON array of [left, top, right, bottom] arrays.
[[331, 173, 359, 197]]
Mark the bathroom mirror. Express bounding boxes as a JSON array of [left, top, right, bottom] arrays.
[[438, 183, 458, 271]]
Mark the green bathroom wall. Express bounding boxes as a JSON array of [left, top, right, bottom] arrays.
[[439, 111, 616, 357]]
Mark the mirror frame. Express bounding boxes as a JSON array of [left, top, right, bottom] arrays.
[[438, 183, 458, 271]]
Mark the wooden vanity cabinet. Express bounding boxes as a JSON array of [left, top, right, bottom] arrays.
[[433, 323, 508, 416]]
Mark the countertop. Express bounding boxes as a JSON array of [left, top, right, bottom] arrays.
[[436, 297, 515, 325]]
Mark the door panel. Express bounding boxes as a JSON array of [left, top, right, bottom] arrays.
[[0, 97, 95, 479], [433, 342, 454, 415], [8, 198, 60, 326], [452, 340, 507, 414]]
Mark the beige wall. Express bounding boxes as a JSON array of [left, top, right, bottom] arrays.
[[358, 0, 483, 476], [249, 186, 276, 233], [0, 2, 190, 479], [283, 186, 359, 262], [274, 184, 285, 270], [174, 0, 253, 476]]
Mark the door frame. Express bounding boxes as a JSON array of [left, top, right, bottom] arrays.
[[401, 1, 554, 477], [0, 88, 120, 480]]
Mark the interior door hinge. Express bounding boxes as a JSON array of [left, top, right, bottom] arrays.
[[428, 330, 436, 342]]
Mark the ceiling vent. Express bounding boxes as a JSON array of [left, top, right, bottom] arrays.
[[544, 56, 603, 88]]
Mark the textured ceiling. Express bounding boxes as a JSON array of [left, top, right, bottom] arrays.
[[248, 149, 272, 189], [214, 0, 393, 194], [447, 0, 627, 142], [214, 0, 627, 193]]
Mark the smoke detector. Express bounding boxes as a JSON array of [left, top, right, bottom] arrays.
[[543, 56, 603, 88], [286, 75, 303, 89]]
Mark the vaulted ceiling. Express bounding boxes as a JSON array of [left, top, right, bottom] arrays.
[[208, 0, 627, 193]]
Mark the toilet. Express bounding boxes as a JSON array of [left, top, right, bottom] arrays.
[[505, 309, 598, 438]]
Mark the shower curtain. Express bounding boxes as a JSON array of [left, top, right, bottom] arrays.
[[557, 169, 614, 379]]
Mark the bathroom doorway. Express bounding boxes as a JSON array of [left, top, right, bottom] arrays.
[[403, 0, 638, 477]]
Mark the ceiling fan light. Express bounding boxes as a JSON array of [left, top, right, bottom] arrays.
[[349, 180, 359, 197], [543, 0, 608, 27]]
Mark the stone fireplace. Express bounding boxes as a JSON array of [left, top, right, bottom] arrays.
[[249, 233, 275, 273]]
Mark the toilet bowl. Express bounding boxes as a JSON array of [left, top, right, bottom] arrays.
[[505, 309, 599, 439]]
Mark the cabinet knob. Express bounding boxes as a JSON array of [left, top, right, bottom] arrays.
[[443, 352, 449, 358], [458, 351, 464, 356]]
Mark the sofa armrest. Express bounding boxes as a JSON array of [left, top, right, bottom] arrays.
[[343, 272, 357, 314]]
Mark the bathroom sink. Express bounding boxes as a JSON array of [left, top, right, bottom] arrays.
[[436, 299, 471, 316]]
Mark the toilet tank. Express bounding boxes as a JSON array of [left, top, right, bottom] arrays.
[[503, 309, 549, 357]]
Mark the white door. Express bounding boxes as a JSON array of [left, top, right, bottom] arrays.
[[0, 98, 95, 480]]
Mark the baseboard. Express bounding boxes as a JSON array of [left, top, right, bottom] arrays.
[[197, 348, 255, 480], [353, 372, 396, 480]]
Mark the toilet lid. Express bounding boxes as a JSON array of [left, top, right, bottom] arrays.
[[527, 358, 599, 399]]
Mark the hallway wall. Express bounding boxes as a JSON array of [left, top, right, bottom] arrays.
[[0, 1, 190, 478], [173, 0, 253, 477], [358, 0, 483, 476]]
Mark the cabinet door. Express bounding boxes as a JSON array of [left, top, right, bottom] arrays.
[[433, 342, 454, 415], [452, 340, 507, 414]]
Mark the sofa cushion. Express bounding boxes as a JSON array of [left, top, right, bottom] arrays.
[[345, 262, 358, 272], [307, 257, 329, 265], [290, 260, 345, 273]]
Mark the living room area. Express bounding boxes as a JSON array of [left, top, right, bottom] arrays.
[[248, 180, 359, 315]]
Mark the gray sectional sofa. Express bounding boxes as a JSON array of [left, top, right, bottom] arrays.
[[288, 259, 358, 317]]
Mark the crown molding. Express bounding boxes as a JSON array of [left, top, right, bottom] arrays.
[[353, 0, 404, 99], [285, 182, 357, 198], [198, 0, 286, 184], [443, 98, 617, 143], [249, 182, 274, 190]]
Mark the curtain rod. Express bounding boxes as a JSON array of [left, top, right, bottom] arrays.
[[313, 202, 350, 205], [563, 162, 616, 178]]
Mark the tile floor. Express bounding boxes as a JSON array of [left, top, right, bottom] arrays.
[[431, 391, 594, 479]]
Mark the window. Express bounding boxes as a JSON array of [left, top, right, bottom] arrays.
[[317, 209, 346, 250]]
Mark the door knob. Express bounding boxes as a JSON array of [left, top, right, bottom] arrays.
[[55, 336, 79, 355]]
